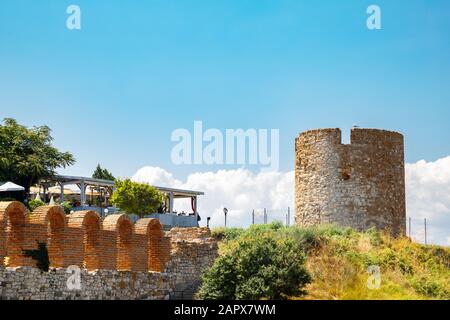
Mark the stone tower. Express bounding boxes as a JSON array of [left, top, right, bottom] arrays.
[[294, 128, 406, 236]]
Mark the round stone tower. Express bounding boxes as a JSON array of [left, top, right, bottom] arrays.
[[294, 128, 406, 236]]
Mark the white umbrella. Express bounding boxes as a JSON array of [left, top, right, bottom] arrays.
[[0, 182, 25, 192], [49, 196, 56, 205]]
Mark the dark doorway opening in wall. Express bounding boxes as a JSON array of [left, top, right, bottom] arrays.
[[342, 172, 351, 180]]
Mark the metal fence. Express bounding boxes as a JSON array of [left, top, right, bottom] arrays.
[[406, 217, 442, 245], [249, 209, 444, 246], [251, 208, 294, 226]]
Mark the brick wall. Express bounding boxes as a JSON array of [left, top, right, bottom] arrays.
[[0, 202, 213, 272], [0, 201, 218, 300]]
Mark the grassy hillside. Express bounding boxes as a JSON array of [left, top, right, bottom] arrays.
[[205, 223, 449, 300]]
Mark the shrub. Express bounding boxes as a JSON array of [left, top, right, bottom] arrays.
[[28, 199, 45, 212], [60, 201, 72, 215], [198, 223, 311, 300], [410, 276, 449, 299], [211, 227, 245, 241]]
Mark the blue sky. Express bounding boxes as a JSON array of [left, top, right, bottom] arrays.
[[1, 0, 450, 179]]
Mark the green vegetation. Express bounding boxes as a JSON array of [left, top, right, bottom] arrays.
[[200, 223, 450, 300], [110, 179, 164, 217], [28, 199, 45, 211], [198, 222, 311, 300], [0, 118, 75, 195], [211, 227, 245, 241], [92, 164, 115, 181], [60, 201, 73, 215]]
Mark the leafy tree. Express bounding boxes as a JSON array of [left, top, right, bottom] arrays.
[[92, 164, 115, 181], [198, 223, 311, 300], [110, 179, 164, 217], [0, 118, 75, 195], [92, 164, 115, 200]]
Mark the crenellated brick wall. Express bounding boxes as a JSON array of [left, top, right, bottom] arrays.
[[0, 201, 174, 272], [0, 201, 218, 300]]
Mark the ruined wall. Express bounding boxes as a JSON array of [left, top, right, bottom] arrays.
[[165, 228, 218, 288], [0, 267, 173, 300], [295, 128, 406, 236], [0, 202, 218, 300]]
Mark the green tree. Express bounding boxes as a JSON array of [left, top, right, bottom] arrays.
[[92, 164, 115, 181], [110, 179, 164, 217], [0, 118, 75, 194], [198, 223, 311, 300]]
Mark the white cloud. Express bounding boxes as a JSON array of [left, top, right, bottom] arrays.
[[406, 156, 450, 246], [132, 166, 183, 187], [131, 156, 450, 246], [132, 167, 294, 228]]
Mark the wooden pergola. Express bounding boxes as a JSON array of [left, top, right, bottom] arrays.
[[41, 175, 115, 205], [39, 175, 204, 219]]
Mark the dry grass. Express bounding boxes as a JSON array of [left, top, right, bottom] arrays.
[[211, 223, 449, 300], [299, 231, 450, 300]]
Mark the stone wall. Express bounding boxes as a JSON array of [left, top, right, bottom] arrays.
[[295, 128, 406, 236], [0, 267, 173, 300], [165, 228, 218, 288], [0, 202, 218, 300]]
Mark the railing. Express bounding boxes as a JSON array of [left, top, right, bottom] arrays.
[[72, 205, 119, 217], [251, 208, 293, 226]]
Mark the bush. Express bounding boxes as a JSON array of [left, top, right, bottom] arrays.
[[211, 227, 245, 241], [28, 199, 45, 212], [61, 201, 72, 215], [410, 276, 449, 299], [198, 223, 311, 300]]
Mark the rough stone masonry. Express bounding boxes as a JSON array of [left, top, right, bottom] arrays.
[[295, 128, 406, 236]]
